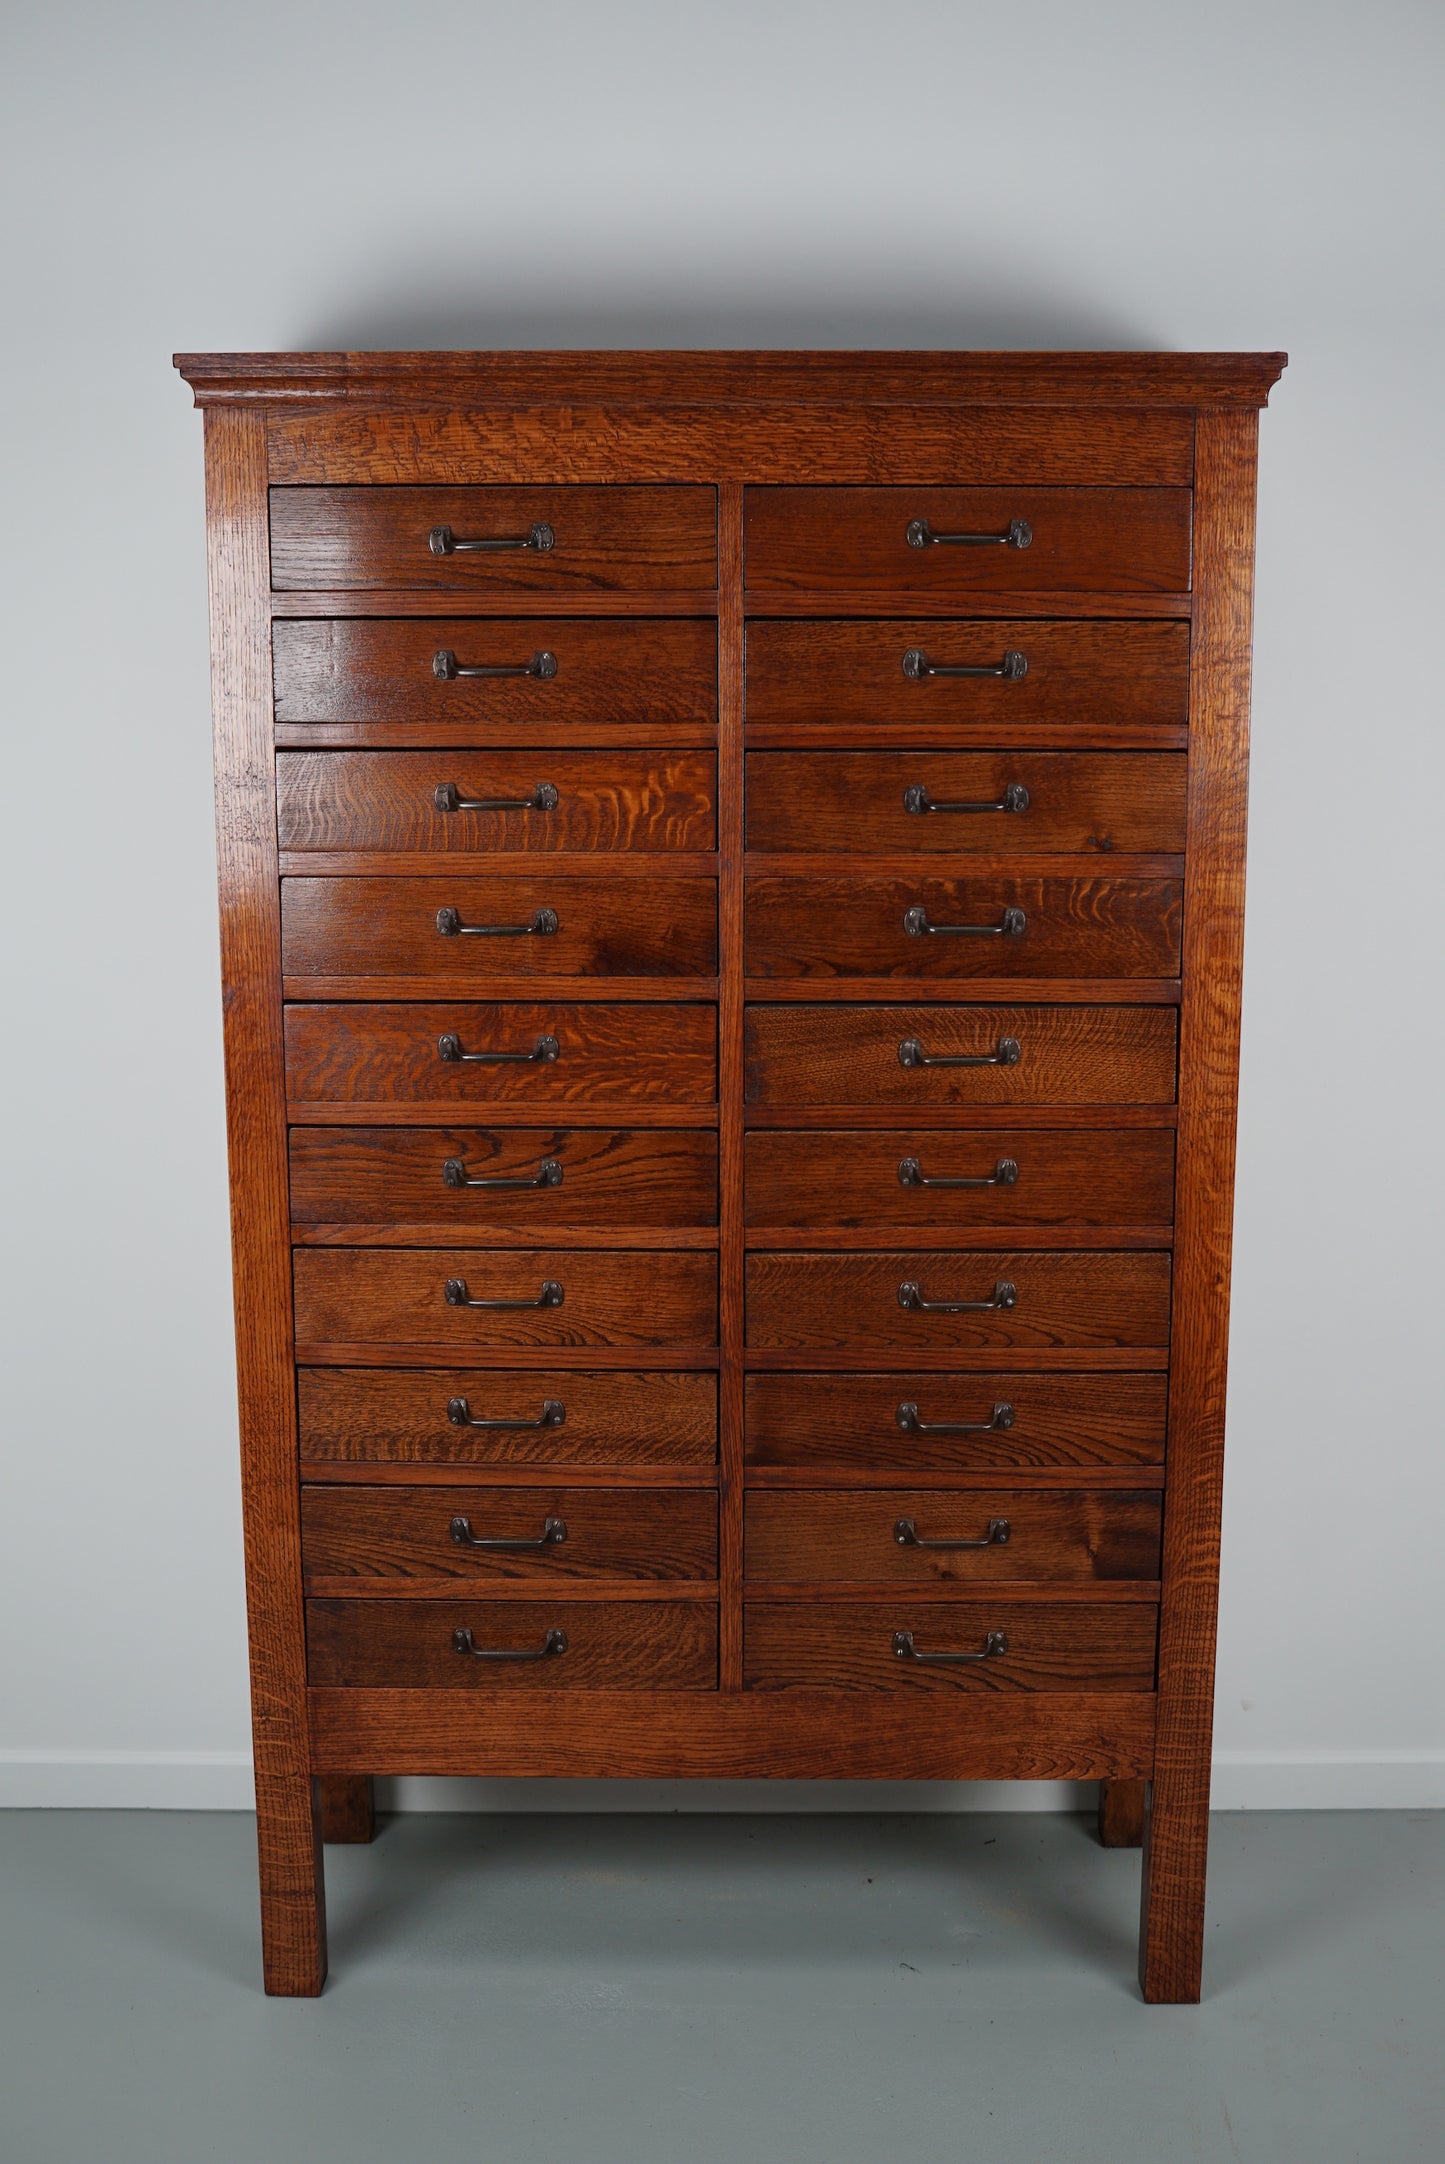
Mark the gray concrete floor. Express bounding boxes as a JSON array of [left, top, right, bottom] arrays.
[[1, 1809, 1441, 2164]]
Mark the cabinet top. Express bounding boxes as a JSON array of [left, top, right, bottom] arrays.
[[174, 350, 1286, 410]]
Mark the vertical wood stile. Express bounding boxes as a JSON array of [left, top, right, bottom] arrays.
[[204, 408, 327, 1993], [716, 484, 746, 1689], [1140, 408, 1259, 2001]]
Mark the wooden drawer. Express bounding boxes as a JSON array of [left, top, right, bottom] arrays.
[[743, 1601, 1157, 1692], [745, 1251, 1170, 1351], [270, 486, 718, 591], [744, 1371, 1166, 1470], [745, 876, 1181, 981], [290, 1126, 718, 1233], [745, 752, 1185, 855], [281, 877, 717, 985], [306, 1598, 718, 1688], [277, 752, 716, 855], [745, 1004, 1176, 1107], [287, 1002, 717, 1109], [273, 620, 717, 746], [299, 1368, 717, 1468], [745, 619, 1189, 738], [302, 1486, 717, 1586], [746, 1488, 1161, 1584], [744, 1129, 1174, 1232], [745, 487, 1191, 595], [294, 1248, 718, 1354]]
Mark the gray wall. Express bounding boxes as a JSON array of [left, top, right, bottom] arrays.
[[2, 0, 1441, 1809]]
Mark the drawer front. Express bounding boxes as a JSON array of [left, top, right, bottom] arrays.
[[290, 1127, 719, 1232], [273, 620, 717, 742], [271, 486, 718, 591], [745, 753, 1186, 856], [277, 752, 716, 855], [743, 1602, 1157, 1692], [745, 1251, 1171, 1351], [299, 1368, 718, 1467], [745, 619, 1189, 735], [302, 1486, 717, 1585], [746, 1489, 1162, 1585], [294, 1248, 718, 1352], [745, 1004, 1176, 1107], [307, 1598, 718, 1688], [745, 877, 1181, 980], [287, 1003, 717, 1108], [744, 1372, 1167, 1470], [745, 1129, 1174, 1232], [282, 877, 717, 983], [744, 488, 1192, 595]]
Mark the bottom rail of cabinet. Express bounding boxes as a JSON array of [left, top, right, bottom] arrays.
[[308, 1689, 1155, 1781]]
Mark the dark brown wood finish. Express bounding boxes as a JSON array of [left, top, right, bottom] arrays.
[[1099, 1777, 1148, 1847], [317, 1775, 376, 1844], [744, 1603, 1158, 1693], [745, 1488, 1161, 1586], [299, 1367, 717, 1466], [307, 1598, 719, 1688], [301, 1485, 718, 1587], [744, 1371, 1166, 1470]]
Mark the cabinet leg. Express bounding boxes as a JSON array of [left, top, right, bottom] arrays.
[[254, 1769, 328, 1996], [1097, 1777, 1146, 1847], [319, 1775, 377, 1844], [1138, 1771, 1209, 2003]]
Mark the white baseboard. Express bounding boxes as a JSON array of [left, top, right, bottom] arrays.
[[2, 1749, 1441, 1812]]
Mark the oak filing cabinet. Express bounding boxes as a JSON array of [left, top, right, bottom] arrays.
[[176, 349, 1285, 1998]]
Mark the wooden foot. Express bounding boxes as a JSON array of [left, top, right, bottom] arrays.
[[1138, 1770, 1209, 2003], [318, 1774, 377, 1844], [1097, 1777, 1146, 1847], [254, 1769, 328, 1996]]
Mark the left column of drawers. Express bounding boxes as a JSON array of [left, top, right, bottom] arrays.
[[268, 484, 722, 1693]]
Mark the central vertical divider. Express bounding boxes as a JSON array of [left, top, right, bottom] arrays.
[[716, 482, 746, 1690]]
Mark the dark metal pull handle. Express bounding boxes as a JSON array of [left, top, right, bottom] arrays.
[[448, 1395, 566, 1430], [904, 906, 1026, 939], [894, 1515, 1010, 1550], [902, 648, 1029, 682], [898, 1156, 1019, 1190], [442, 1156, 563, 1191], [452, 1625, 568, 1661], [432, 649, 559, 683], [896, 1400, 1015, 1435], [898, 1278, 1017, 1314], [898, 1035, 1021, 1070], [438, 1033, 561, 1066], [429, 522, 555, 556], [905, 517, 1032, 550], [903, 782, 1030, 816], [450, 1513, 567, 1551], [445, 1277, 564, 1310], [437, 906, 559, 939], [435, 780, 560, 813], [892, 1628, 1008, 1664]]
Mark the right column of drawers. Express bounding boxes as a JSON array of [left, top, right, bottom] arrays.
[[738, 483, 1192, 1695]]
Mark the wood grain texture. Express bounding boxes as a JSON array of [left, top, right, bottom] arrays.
[[744, 1370, 1166, 1470], [746, 1250, 1172, 1353], [317, 1776, 375, 1843], [307, 1599, 718, 1688], [301, 1485, 717, 1587], [717, 484, 747, 1689], [744, 1602, 1158, 1693], [1099, 1777, 1147, 1847], [745, 1490, 1161, 1586], [1140, 409, 1260, 2005], [203, 408, 326, 1995], [298, 1367, 717, 1466]]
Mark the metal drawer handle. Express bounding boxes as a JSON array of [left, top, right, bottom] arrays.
[[432, 649, 559, 683], [905, 517, 1032, 550], [898, 1156, 1019, 1190], [437, 906, 559, 938], [898, 1035, 1021, 1070], [894, 1515, 1010, 1550], [445, 1277, 564, 1310], [896, 1400, 1015, 1434], [429, 522, 555, 556], [898, 1278, 1017, 1314], [443, 1156, 563, 1191], [435, 781, 560, 813], [903, 782, 1030, 816], [904, 905, 1026, 939], [450, 1513, 567, 1551], [452, 1625, 569, 1661], [902, 648, 1029, 682], [892, 1628, 1008, 1665], [448, 1395, 566, 1430], [439, 1033, 561, 1066]]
